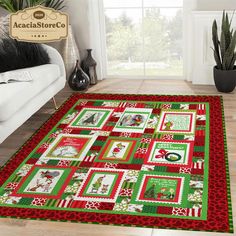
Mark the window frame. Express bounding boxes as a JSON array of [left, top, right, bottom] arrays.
[[98, 0, 186, 80]]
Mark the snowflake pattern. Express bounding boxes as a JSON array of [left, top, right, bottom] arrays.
[[5, 182, 18, 190], [120, 132, 132, 137], [162, 134, 174, 140], [179, 167, 192, 174], [41, 143, 50, 149], [50, 131, 60, 138], [161, 104, 172, 109], [57, 160, 71, 167], [126, 103, 136, 108], [119, 189, 133, 197], [104, 162, 118, 169], [31, 198, 47, 206], [62, 128, 73, 134], [85, 201, 100, 210], [172, 207, 187, 216], [80, 101, 88, 106], [141, 138, 152, 143], [136, 148, 147, 154]]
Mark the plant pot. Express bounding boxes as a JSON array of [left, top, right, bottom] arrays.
[[213, 66, 236, 93]]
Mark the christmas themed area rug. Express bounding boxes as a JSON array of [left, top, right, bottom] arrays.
[[0, 93, 233, 233]]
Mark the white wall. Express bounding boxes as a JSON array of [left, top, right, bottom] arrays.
[[66, 0, 91, 60], [197, 0, 236, 10]]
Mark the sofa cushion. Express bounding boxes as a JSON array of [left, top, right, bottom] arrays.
[[0, 64, 61, 122], [0, 16, 50, 73]]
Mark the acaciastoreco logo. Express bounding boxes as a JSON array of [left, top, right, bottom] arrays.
[[10, 6, 68, 43]]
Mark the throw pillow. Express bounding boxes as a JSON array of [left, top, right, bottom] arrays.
[[0, 15, 50, 73]]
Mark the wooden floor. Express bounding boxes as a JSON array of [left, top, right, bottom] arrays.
[[0, 79, 235, 236]]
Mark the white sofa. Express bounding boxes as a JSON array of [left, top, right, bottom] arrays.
[[0, 45, 66, 143]]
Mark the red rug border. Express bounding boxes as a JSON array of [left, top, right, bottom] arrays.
[[0, 93, 233, 233]]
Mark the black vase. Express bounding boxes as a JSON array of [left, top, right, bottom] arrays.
[[81, 49, 98, 85], [213, 66, 236, 93], [68, 60, 90, 91]]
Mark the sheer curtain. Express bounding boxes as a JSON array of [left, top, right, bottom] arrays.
[[87, 0, 198, 81], [183, 0, 198, 82], [88, 0, 105, 80]]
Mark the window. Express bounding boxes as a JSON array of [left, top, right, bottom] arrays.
[[101, 0, 183, 78]]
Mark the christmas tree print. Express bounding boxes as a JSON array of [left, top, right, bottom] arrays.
[[82, 113, 97, 125]]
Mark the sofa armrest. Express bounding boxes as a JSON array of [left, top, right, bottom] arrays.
[[42, 44, 66, 79]]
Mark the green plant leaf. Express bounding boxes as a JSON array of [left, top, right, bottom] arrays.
[[222, 10, 225, 31], [0, 0, 16, 12], [44, 0, 65, 10], [229, 53, 236, 70], [220, 31, 226, 69], [225, 13, 232, 49], [0, 0, 66, 12], [25, 0, 45, 8], [212, 20, 222, 67], [213, 49, 222, 69], [224, 31, 236, 69], [213, 11, 236, 70]]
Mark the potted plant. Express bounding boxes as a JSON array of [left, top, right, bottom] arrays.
[[0, 0, 65, 12], [212, 11, 236, 93]]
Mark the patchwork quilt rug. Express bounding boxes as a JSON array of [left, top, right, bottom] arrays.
[[0, 94, 233, 233]]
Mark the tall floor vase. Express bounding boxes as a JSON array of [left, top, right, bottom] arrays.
[[61, 25, 80, 79]]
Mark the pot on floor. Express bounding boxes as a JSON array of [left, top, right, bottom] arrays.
[[213, 66, 236, 93]]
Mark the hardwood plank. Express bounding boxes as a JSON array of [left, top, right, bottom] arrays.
[[152, 229, 234, 236]]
